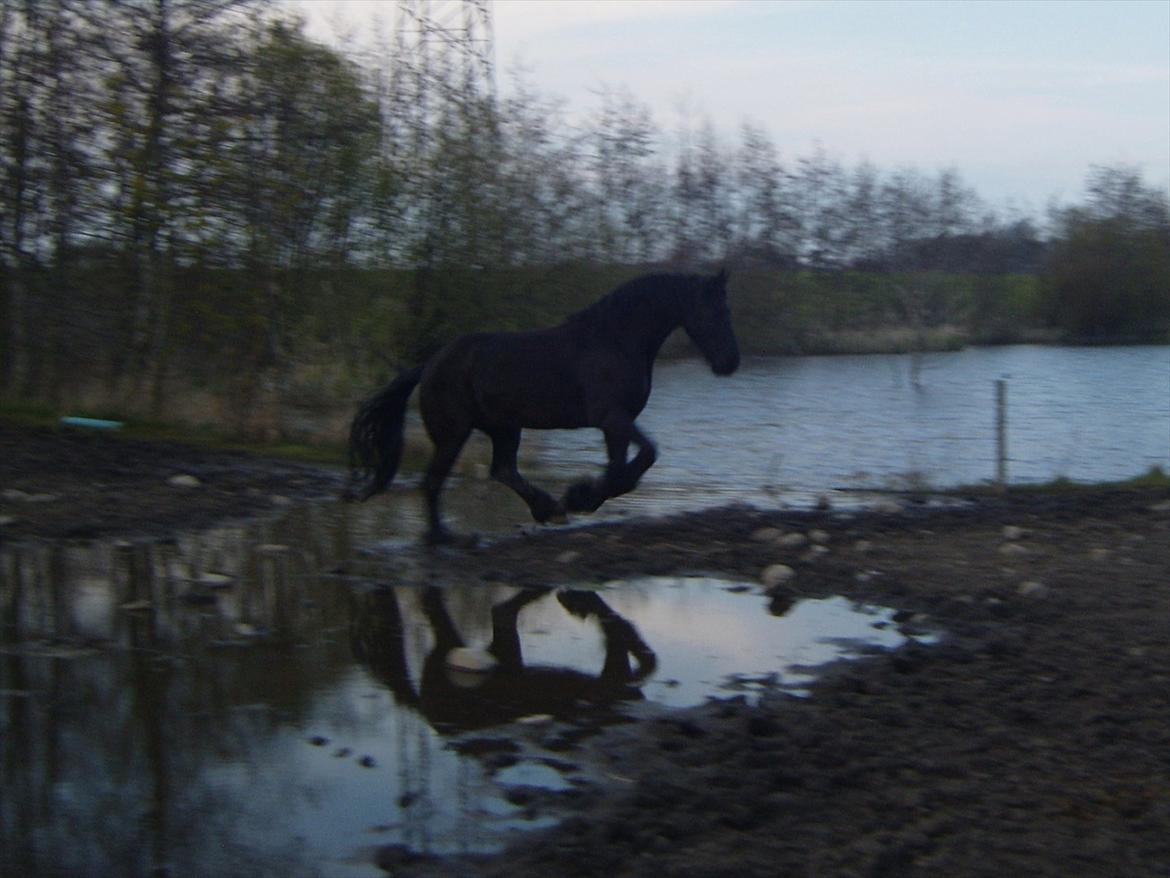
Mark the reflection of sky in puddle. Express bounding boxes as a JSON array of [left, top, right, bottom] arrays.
[[0, 510, 935, 877], [504, 577, 925, 705]]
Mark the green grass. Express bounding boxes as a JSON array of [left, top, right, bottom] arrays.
[[958, 466, 1169, 495]]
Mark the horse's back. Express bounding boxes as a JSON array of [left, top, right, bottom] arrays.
[[419, 327, 590, 431]]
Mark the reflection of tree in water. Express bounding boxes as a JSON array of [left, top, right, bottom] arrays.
[[0, 520, 663, 871], [0, 527, 361, 877], [352, 585, 658, 732], [0, 644, 329, 877]]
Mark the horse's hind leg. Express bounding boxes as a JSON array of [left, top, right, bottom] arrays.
[[422, 428, 470, 545], [488, 427, 566, 524]]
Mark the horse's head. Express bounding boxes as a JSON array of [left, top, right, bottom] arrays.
[[683, 269, 740, 376]]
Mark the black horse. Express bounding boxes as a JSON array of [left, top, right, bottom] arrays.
[[349, 270, 740, 543]]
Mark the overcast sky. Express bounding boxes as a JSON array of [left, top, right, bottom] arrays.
[[294, 0, 1170, 212]]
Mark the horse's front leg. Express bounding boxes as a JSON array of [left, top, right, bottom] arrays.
[[564, 417, 657, 513], [489, 428, 567, 524], [558, 590, 657, 681]]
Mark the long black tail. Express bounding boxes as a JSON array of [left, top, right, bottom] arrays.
[[347, 364, 425, 501]]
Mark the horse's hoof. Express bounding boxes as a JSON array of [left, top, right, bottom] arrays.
[[563, 482, 602, 514], [532, 496, 568, 525]]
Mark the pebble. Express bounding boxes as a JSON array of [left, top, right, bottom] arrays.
[[998, 543, 1030, 557], [1002, 525, 1026, 541], [446, 646, 498, 674], [751, 527, 784, 543], [556, 550, 581, 564], [1017, 581, 1048, 598], [809, 529, 831, 545], [761, 563, 795, 589], [777, 532, 808, 549], [168, 474, 201, 488], [2, 489, 57, 502]]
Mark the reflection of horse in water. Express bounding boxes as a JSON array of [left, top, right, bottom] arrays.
[[351, 586, 657, 732]]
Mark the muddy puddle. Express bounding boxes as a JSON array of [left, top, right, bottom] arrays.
[[1, 501, 937, 877]]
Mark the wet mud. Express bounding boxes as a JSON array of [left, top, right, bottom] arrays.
[[2, 422, 1169, 877]]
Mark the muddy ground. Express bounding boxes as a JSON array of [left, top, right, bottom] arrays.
[[2, 421, 1168, 877]]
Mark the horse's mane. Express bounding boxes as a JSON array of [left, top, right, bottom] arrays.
[[565, 273, 696, 330]]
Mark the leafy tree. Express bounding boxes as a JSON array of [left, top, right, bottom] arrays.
[[1044, 165, 1170, 340]]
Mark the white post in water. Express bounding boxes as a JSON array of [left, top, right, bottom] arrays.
[[995, 378, 1008, 488]]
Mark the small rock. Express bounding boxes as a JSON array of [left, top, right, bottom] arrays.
[[998, 543, 1029, 557], [358, 755, 377, 768], [1017, 581, 1048, 598], [1002, 525, 1026, 541], [168, 474, 201, 488], [270, 495, 292, 507], [751, 527, 784, 543], [1089, 547, 1110, 562], [853, 539, 874, 554], [809, 529, 831, 545], [556, 550, 581, 564], [446, 647, 498, 674], [777, 532, 808, 549], [761, 563, 795, 589], [515, 713, 555, 726], [197, 572, 234, 588]]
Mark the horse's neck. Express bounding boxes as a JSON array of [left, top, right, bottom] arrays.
[[569, 283, 686, 362], [618, 288, 685, 362]]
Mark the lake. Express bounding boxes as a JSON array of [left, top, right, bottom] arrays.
[[425, 343, 1170, 531]]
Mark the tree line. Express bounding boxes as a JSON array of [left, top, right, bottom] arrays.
[[2, 0, 1167, 431]]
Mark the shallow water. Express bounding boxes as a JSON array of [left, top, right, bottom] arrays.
[[507, 344, 1170, 510], [1, 503, 933, 877]]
